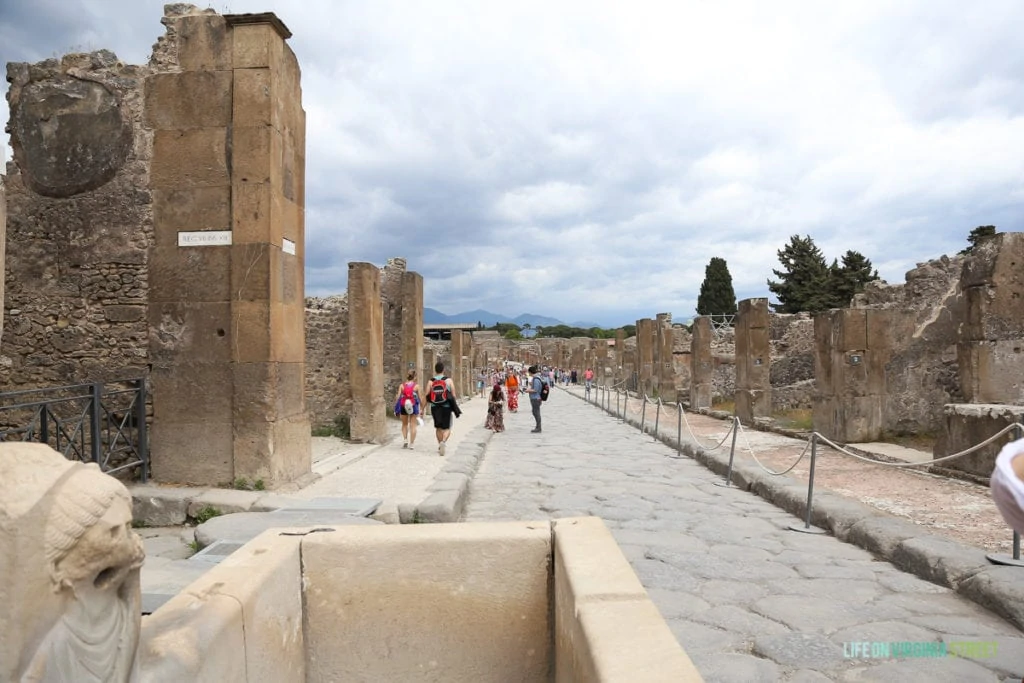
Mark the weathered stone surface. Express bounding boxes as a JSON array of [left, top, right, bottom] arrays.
[[890, 535, 989, 587], [131, 485, 194, 526], [753, 631, 845, 669], [193, 509, 380, 548], [9, 72, 133, 198], [0, 444, 145, 682]]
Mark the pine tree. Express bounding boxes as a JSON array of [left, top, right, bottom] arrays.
[[829, 250, 879, 306], [696, 257, 737, 316], [767, 235, 831, 313], [959, 225, 997, 255]]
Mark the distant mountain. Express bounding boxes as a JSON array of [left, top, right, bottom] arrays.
[[570, 321, 602, 329], [423, 308, 570, 327]]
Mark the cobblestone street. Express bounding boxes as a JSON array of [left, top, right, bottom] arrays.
[[463, 389, 1024, 681]]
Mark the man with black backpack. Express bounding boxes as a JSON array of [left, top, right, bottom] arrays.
[[527, 365, 548, 433], [427, 361, 461, 456]]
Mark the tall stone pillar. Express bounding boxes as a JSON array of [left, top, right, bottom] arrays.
[[636, 318, 655, 395], [812, 309, 891, 442], [0, 177, 5, 345], [690, 316, 713, 409], [735, 298, 771, 424], [148, 10, 310, 486], [347, 262, 385, 442], [402, 271, 424, 386], [615, 329, 626, 384], [450, 331, 465, 398], [655, 313, 676, 402], [380, 258, 406, 404], [462, 331, 475, 395], [958, 232, 1024, 404]]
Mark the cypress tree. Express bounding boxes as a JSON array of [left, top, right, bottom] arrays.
[[696, 257, 737, 316]]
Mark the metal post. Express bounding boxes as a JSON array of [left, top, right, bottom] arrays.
[[988, 423, 1024, 566], [653, 399, 660, 440], [38, 403, 49, 447], [136, 378, 149, 482], [640, 395, 647, 434], [676, 404, 682, 455], [789, 432, 826, 534], [89, 382, 103, 465], [714, 417, 740, 488]]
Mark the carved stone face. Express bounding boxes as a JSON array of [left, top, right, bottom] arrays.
[[54, 494, 144, 596]]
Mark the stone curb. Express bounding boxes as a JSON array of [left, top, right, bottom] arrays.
[[570, 389, 1024, 632], [412, 426, 495, 523]]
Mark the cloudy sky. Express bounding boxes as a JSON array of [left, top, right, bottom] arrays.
[[2, 1, 1023, 326]]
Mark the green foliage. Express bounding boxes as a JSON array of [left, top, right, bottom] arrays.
[[696, 257, 737, 316], [828, 250, 878, 307], [488, 321, 631, 340], [959, 225, 997, 255], [621, 324, 636, 337], [131, 519, 148, 529], [767, 235, 878, 313], [254, 479, 265, 491], [233, 477, 250, 490], [193, 505, 222, 525], [188, 540, 200, 553], [503, 328, 523, 340]]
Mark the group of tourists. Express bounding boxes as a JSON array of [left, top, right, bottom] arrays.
[[392, 361, 461, 456], [392, 361, 554, 455]]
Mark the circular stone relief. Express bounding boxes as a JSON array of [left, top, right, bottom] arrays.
[[11, 76, 132, 198]]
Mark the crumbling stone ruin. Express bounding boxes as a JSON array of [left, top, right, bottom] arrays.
[[2, 6, 311, 488]]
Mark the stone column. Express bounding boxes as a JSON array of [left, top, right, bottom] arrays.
[[381, 258, 406, 404], [812, 309, 890, 442], [958, 232, 1024, 404], [0, 177, 5, 345], [735, 298, 771, 424], [148, 10, 310, 486], [690, 316, 713, 409], [450, 331, 465, 398], [656, 313, 676, 403], [615, 329, 626, 384], [347, 263, 385, 442], [401, 270, 424, 386], [636, 318, 655, 395], [462, 331, 474, 395]]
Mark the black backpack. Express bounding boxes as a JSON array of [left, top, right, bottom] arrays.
[[428, 377, 451, 405], [536, 376, 550, 402]]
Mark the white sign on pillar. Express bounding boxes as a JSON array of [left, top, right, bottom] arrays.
[[178, 231, 232, 247]]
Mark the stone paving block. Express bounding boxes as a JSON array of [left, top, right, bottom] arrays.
[[891, 535, 989, 588], [752, 631, 846, 670], [194, 510, 381, 548], [427, 473, 470, 492], [416, 489, 464, 523], [250, 493, 306, 511], [844, 516, 921, 558], [369, 501, 400, 524], [187, 488, 261, 519], [939, 632, 1024, 678], [958, 566, 1024, 632], [688, 652, 780, 683], [837, 656, 1003, 682], [131, 485, 195, 526]]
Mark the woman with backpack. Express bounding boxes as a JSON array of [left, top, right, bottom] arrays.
[[393, 370, 422, 449]]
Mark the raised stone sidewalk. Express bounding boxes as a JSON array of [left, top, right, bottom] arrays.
[[464, 386, 1024, 681]]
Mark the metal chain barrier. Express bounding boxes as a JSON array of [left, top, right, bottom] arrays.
[[572, 385, 1024, 563]]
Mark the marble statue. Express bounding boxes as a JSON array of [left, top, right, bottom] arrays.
[[0, 443, 145, 682]]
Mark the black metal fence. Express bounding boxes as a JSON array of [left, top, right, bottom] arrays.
[[0, 378, 149, 480]]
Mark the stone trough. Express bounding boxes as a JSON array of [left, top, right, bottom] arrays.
[[138, 517, 703, 682]]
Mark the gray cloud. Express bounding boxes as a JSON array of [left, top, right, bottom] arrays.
[[3, 0, 1024, 326]]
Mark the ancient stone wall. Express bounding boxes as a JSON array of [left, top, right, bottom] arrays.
[[381, 258, 406, 401], [305, 295, 349, 428], [0, 177, 5, 345], [2, 53, 153, 387], [855, 255, 966, 434]]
